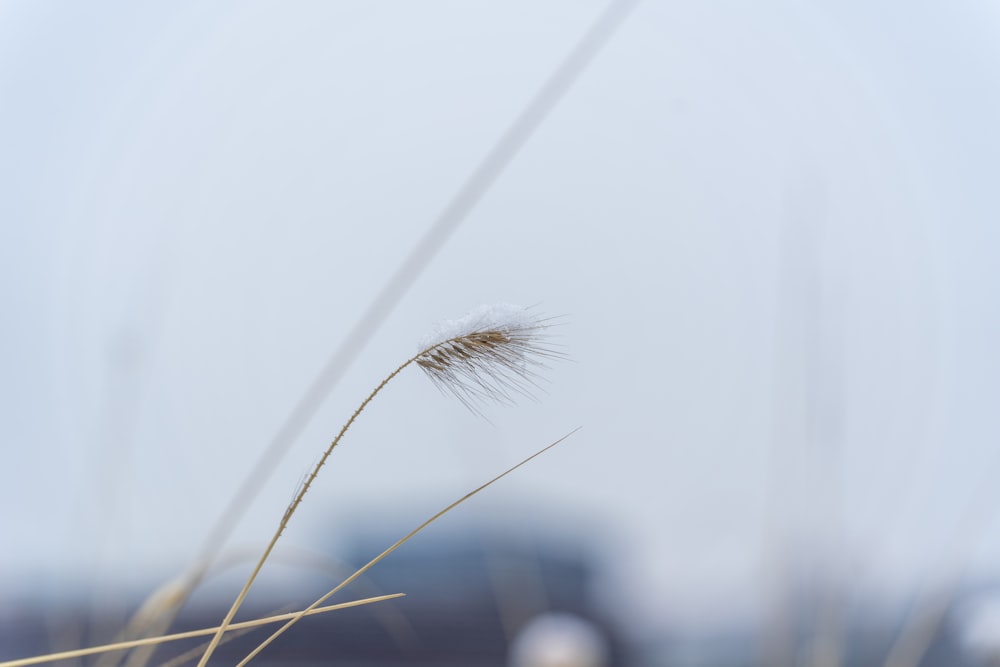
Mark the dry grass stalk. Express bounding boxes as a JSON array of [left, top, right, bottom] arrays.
[[196, 304, 560, 666], [0, 594, 403, 667], [235, 428, 578, 667]]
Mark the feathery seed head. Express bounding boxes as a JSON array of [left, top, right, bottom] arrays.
[[416, 304, 561, 412]]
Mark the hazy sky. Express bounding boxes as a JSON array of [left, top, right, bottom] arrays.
[[2, 1, 1000, 632]]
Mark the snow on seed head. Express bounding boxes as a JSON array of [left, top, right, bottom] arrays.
[[416, 304, 561, 413]]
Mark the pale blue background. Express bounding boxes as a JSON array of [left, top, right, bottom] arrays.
[[2, 0, 999, 637]]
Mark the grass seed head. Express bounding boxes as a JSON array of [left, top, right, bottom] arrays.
[[416, 304, 562, 413]]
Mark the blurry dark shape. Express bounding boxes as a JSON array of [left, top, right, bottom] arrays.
[[265, 529, 628, 666], [8, 576, 1000, 665], [0, 530, 627, 666]]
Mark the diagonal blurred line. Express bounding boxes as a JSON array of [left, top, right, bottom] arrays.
[[195, 0, 639, 567], [90, 6, 640, 666]]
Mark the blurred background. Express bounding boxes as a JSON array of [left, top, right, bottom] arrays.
[[2, 1, 1000, 665]]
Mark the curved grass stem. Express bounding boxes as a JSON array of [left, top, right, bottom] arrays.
[[195, 356, 416, 666], [199, 310, 561, 665]]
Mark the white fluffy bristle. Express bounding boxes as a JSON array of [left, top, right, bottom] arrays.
[[415, 304, 560, 413], [417, 303, 538, 353]]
